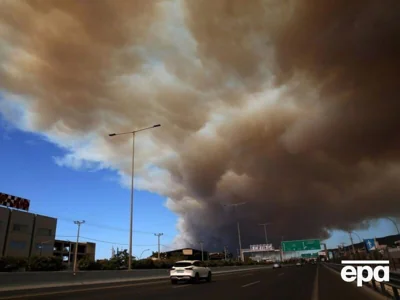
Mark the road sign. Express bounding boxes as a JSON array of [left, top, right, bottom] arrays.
[[364, 239, 376, 251], [281, 239, 321, 252]]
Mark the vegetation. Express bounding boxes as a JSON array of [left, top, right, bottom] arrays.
[[0, 256, 65, 272], [2, 248, 333, 272]]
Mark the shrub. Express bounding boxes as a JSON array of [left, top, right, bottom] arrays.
[[0, 257, 28, 272], [78, 256, 103, 271], [28, 256, 64, 271]]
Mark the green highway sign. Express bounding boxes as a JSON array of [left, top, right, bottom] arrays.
[[301, 253, 318, 258], [281, 239, 321, 252]]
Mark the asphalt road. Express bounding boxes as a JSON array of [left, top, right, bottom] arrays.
[[0, 264, 383, 300]]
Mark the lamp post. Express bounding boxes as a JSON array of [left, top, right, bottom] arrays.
[[386, 217, 400, 235], [223, 202, 247, 262], [258, 223, 271, 245], [140, 249, 150, 259], [350, 231, 363, 243], [109, 124, 161, 270]]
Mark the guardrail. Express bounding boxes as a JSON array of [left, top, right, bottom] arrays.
[[0, 265, 272, 292], [324, 263, 400, 299]]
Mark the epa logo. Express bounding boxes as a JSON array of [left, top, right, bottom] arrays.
[[340, 260, 390, 287]]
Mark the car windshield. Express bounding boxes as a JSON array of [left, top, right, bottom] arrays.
[[174, 262, 193, 267]]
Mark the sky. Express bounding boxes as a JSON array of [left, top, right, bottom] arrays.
[[1, 0, 400, 259], [0, 108, 398, 259], [0, 110, 179, 259]]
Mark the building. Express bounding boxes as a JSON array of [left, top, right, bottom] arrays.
[[53, 239, 96, 263], [0, 205, 57, 258], [1, 192, 96, 262]]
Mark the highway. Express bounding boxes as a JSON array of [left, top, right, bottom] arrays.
[[0, 264, 383, 300]]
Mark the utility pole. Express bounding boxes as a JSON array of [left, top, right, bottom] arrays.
[[224, 246, 227, 260], [223, 202, 246, 262], [154, 233, 163, 260], [200, 241, 204, 261], [280, 236, 284, 262], [258, 223, 270, 245], [348, 232, 356, 254], [73, 220, 85, 275], [237, 223, 243, 261]]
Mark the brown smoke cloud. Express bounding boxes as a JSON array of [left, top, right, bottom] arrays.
[[1, 0, 400, 251]]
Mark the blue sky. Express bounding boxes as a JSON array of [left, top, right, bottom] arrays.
[[0, 114, 178, 259], [0, 112, 398, 259]]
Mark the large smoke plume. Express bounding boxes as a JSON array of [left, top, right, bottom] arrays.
[[1, 0, 400, 251]]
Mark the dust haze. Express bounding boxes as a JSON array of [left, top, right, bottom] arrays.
[[1, 0, 400, 251]]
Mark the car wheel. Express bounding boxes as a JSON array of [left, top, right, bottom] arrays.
[[192, 273, 200, 284], [206, 272, 212, 282]]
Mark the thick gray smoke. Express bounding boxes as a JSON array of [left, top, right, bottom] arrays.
[[1, 0, 400, 251]]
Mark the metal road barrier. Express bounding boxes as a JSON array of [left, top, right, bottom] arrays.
[[324, 263, 400, 299]]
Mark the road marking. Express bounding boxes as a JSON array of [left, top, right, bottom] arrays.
[[241, 281, 260, 288], [172, 285, 190, 289], [312, 265, 319, 300], [278, 273, 284, 276]]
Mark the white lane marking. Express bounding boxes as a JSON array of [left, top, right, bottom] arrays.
[[241, 281, 260, 288], [172, 285, 190, 289], [240, 273, 253, 277], [312, 265, 319, 300], [278, 273, 284, 276]]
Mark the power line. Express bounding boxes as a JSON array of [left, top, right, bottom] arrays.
[[55, 216, 175, 237], [9, 209, 176, 239], [80, 236, 159, 247]]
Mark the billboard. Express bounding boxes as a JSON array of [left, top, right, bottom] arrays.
[[249, 244, 274, 251], [0, 192, 30, 211], [182, 249, 193, 255]]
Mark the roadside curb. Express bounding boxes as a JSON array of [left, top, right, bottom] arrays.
[[0, 266, 272, 293], [322, 264, 389, 300]]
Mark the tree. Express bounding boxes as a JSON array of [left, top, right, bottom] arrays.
[[111, 249, 136, 269]]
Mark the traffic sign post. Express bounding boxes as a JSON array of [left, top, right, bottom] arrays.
[[281, 239, 321, 252]]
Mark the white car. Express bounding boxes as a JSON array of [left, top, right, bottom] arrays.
[[273, 263, 282, 269], [170, 260, 212, 284]]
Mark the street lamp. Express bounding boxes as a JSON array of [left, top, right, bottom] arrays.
[[258, 222, 271, 245], [350, 231, 363, 243], [386, 217, 400, 235], [109, 124, 161, 270], [140, 249, 150, 259], [223, 202, 247, 262]]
